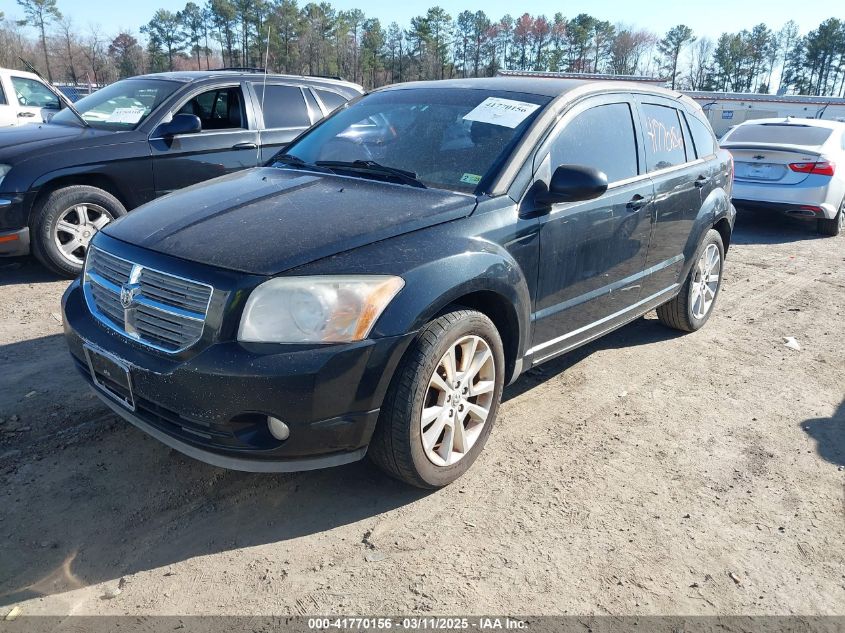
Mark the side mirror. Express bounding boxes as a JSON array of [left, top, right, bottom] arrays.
[[154, 113, 201, 137], [536, 164, 609, 205]]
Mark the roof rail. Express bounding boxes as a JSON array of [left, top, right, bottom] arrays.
[[308, 74, 346, 81], [211, 67, 267, 73]]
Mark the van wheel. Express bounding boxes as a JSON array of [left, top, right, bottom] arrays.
[[32, 185, 126, 278], [817, 203, 844, 236], [368, 309, 505, 489], [656, 228, 725, 332]]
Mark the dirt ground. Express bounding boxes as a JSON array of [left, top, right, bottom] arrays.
[[0, 211, 843, 618]]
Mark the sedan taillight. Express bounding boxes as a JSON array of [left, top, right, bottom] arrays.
[[788, 161, 835, 176]]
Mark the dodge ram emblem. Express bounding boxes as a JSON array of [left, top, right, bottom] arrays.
[[120, 283, 140, 309]]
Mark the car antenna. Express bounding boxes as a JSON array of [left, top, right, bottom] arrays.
[[258, 25, 271, 166]]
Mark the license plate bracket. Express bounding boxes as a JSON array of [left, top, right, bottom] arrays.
[[83, 344, 135, 411]]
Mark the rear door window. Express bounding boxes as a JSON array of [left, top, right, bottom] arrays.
[[550, 102, 639, 184], [253, 84, 310, 129], [686, 114, 716, 158], [641, 103, 689, 171], [726, 124, 832, 146]]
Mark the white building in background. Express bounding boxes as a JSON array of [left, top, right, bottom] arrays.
[[683, 92, 845, 137]]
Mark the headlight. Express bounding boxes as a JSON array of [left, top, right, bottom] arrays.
[[0, 165, 11, 188], [238, 275, 405, 343]]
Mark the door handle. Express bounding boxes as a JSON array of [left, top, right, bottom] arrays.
[[232, 142, 258, 150], [17, 112, 36, 118], [626, 194, 651, 211], [694, 175, 709, 188]]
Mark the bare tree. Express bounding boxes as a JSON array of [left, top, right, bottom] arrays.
[[16, 0, 62, 81]]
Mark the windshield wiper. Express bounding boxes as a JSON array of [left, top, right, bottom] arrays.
[[271, 153, 334, 174], [315, 160, 427, 189], [63, 100, 89, 128]]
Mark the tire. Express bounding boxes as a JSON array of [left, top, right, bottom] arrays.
[[817, 203, 844, 237], [656, 228, 725, 332], [31, 185, 127, 278], [368, 309, 505, 489]]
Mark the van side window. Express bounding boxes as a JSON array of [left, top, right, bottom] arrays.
[[0, 83, 6, 105], [641, 103, 688, 171], [550, 102, 639, 184], [686, 114, 716, 158]]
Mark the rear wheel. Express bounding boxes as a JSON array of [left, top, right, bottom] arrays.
[[32, 185, 126, 278], [368, 309, 505, 489], [656, 228, 725, 332], [817, 201, 844, 236]]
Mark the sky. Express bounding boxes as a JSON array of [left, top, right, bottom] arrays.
[[2, 0, 837, 40]]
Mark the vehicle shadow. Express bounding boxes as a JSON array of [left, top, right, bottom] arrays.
[[731, 208, 828, 245], [0, 333, 430, 607], [0, 314, 698, 606], [0, 258, 60, 286], [503, 313, 684, 403], [800, 399, 845, 467]]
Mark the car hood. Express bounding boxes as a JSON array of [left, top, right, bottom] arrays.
[[0, 123, 136, 160], [104, 167, 477, 275]]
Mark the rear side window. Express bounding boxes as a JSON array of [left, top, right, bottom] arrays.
[[641, 103, 688, 171], [0, 83, 6, 105], [253, 84, 310, 129], [315, 89, 348, 113], [551, 102, 639, 184], [725, 124, 832, 146], [686, 114, 716, 158]]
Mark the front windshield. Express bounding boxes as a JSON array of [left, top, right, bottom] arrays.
[[275, 88, 551, 193], [51, 79, 180, 130]]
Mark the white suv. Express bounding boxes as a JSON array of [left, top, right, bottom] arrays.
[[0, 68, 68, 127], [721, 117, 845, 236]]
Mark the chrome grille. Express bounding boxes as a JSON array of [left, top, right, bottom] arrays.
[[83, 246, 213, 353]]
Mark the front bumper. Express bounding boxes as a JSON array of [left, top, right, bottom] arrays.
[[62, 278, 415, 472], [0, 226, 30, 257]]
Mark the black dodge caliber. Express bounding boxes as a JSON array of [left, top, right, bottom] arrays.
[[62, 77, 735, 488]]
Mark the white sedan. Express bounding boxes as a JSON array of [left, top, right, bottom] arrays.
[[721, 117, 845, 236]]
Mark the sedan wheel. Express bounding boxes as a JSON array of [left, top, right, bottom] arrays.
[[421, 335, 496, 467], [690, 243, 721, 320], [53, 203, 114, 266]]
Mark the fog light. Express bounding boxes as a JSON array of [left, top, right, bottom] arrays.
[[267, 416, 290, 441]]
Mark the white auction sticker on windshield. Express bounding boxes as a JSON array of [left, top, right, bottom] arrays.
[[462, 97, 540, 128], [106, 106, 146, 124]]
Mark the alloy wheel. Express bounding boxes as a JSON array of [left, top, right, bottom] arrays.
[[690, 243, 721, 320], [53, 203, 113, 266], [420, 335, 496, 467]]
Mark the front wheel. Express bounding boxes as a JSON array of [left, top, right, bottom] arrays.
[[32, 185, 127, 278], [656, 228, 725, 332], [368, 309, 505, 488]]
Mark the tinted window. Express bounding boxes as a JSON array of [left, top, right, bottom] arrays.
[[253, 84, 310, 128], [642, 104, 688, 171], [315, 89, 348, 113], [177, 87, 246, 130], [0, 83, 6, 105], [551, 103, 639, 183], [686, 114, 716, 157], [724, 123, 832, 146], [11, 76, 59, 109]]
